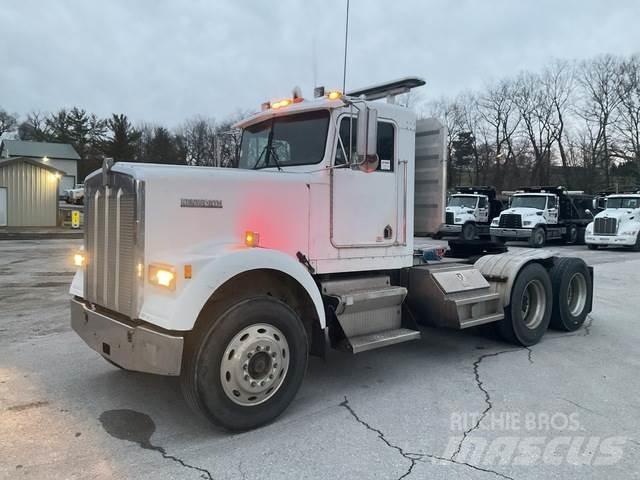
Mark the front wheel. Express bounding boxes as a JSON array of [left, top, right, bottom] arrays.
[[461, 222, 477, 241], [498, 262, 552, 346], [528, 227, 546, 248], [564, 224, 578, 244], [587, 244, 599, 250], [181, 296, 308, 431]]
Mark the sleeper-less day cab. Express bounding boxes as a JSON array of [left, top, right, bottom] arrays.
[[585, 193, 640, 250], [70, 78, 594, 430]]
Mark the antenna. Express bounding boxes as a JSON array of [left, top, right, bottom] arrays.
[[342, 0, 350, 93]]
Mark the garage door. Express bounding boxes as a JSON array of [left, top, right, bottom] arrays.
[[60, 175, 76, 196], [0, 187, 6, 226]]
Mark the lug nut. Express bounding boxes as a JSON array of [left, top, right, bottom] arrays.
[[265, 346, 270, 351], [247, 352, 253, 358], [244, 375, 249, 381], [271, 352, 277, 358], [243, 364, 248, 370], [273, 363, 278, 368], [260, 381, 265, 386], [269, 374, 274, 380], [256, 346, 262, 352], [251, 381, 257, 387]]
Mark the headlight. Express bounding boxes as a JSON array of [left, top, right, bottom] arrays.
[[73, 251, 86, 267], [455, 217, 462, 222], [491, 219, 499, 226], [148, 264, 176, 290], [620, 230, 638, 236], [523, 221, 532, 226]]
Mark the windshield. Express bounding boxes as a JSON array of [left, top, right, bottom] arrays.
[[238, 110, 330, 169], [448, 196, 477, 209], [511, 195, 548, 210], [606, 197, 640, 209]]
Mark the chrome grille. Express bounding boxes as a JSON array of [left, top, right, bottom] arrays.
[[445, 212, 454, 225], [84, 172, 143, 318], [594, 217, 617, 235], [499, 214, 522, 228]]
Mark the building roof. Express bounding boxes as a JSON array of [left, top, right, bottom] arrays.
[[0, 157, 66, 175], [0, 140, 80, 161]]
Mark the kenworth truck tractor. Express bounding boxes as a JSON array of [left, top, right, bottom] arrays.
[[490, 186, 595, 248], [437, 186, 503, 240], [585, 189, 640, 250], [69, 78, 594, 431]]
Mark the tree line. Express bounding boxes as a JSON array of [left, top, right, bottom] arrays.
[[424, 53, 640, 193], [0, 107, 245, 181], [2, 52, 639, 192]]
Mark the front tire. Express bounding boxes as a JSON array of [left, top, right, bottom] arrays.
[[461, 222, 477, 241], [549, 258, 591, 332], [587, 244, 599, 250], [528, 227, 546, 248], [564, 224, 578, 244], [181, 296, 308, 431], [498, 262, 552, 346]]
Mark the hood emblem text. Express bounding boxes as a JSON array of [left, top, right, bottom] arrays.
[[180, 198, 223, 209]]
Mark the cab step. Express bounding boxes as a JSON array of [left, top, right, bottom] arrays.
[[321, 276, 420, 353]]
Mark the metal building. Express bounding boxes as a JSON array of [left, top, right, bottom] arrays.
[[0, 157, 64, 227]]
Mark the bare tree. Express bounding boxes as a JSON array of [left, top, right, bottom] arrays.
[[615, 55, 640, 179], [180, 116, 217, 166], [0, 108, 18, 138], [577, 55, 624, 187]]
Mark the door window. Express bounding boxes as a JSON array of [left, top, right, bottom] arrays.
[[335, 117, 395, 172]]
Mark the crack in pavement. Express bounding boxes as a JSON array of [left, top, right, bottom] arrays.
[[340, 396, 515, 480], [99, 409, 213, 480], [449, 349, 521, 462], [340, 396, 420, 479]]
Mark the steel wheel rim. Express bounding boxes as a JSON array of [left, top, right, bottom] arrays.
[[567, 272, 587, 317], [521, 279, 546, 329], [220, 323, 290, 406]]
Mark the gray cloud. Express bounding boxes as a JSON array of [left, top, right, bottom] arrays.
[[1, 0, 639, 126]]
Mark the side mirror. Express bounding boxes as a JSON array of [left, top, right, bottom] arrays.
[[585, 209, 593, 217], [356, 106, 378, 172]]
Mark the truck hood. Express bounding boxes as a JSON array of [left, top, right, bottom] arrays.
[[95, 162, 322, 259], [595, 209, 637, 222], [502, 207, 543, 219]]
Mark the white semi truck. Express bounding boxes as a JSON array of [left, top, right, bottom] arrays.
[[490, 187, 595, 248], [585, 190, 640, 250], [437, 186, 503, 240], [70, 78, 594, 431]]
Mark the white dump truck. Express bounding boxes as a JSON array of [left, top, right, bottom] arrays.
[[490, 186, 595, 248], [70, 78, 594, 431], [437, 186, 503, 240], [585, 190, 640, 250]]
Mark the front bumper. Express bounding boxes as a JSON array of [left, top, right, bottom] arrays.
[[490, 227, 532, 239], [70, 298, 183, 375], [438, 224, 462, 234], [585, 234, 636, 246]]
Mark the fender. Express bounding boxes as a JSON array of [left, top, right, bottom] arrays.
[[474, 249, 555, 307], [139, 245, 325, 332]]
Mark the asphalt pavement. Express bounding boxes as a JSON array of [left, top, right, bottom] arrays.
[[1, 239, 639, 479]]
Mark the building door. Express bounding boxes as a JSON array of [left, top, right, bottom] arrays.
[[0, 187, 7, 226]]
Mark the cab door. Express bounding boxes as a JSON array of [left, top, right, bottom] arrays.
[[477, 196, 489, 223], [545, 195, 559, 224], [331, 117, 399, 247]]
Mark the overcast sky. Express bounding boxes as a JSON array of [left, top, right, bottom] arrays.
[[1, 0, 639, 127]]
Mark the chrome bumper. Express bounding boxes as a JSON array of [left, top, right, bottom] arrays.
[[490, 227, 532, 239], [585, 234, 636, 246], [70, 298, 183, 375]]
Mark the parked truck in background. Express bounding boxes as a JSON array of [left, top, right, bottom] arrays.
[[69, 78, 594, 431], [490, 186, 596, 248], [437, 186, 503, 240], [585, 189, 640, 250]]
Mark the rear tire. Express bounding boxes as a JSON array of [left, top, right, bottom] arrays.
[[528, 227, 546, 248], [498, 262, 552, 346], [564, 224, 578, 244], [587, 244, 599, 250], [180, 296, 308, 431], [633, 233, 640, 251], [461, 222, 477, 241], [491, 236, 506, 245], [549, 258, 592, 332]]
